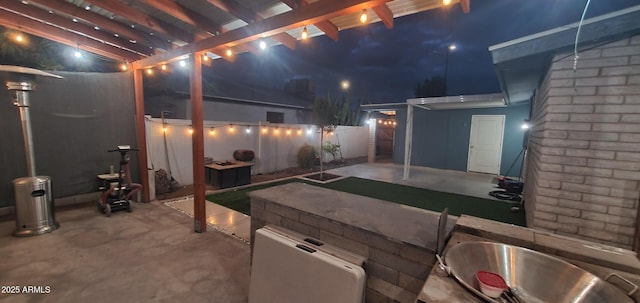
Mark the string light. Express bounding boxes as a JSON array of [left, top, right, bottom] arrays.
[[226, 49, 233, 57], [152, 121, 326, 138], [301, 27, 308, 40], [203, 54, 209, 61], [179, 60, 186, 68], [443, 0, 452, 5], [15, 34, 23, 43], [161, 64, 167, 71], [259, 40, 267, 50], [120, 63, 128, 71], [360, 10, 368, 23], [146, 68, 153, 75]]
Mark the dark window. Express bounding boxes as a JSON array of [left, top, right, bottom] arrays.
[[266, 112, 284, 123]]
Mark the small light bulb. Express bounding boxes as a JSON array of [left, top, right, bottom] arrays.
[[209, 129, 215, 135], [306, 128, 313, 135], [443, 0, 452, 5], [226, 49, 233, 57], [297, 129, 302, 135], [146, 69, 153, 75], [286, 129, 292, 135], [301, 27, 308, 40], [120, 63, 128, 71], [161, 64, 167, 71], [188, 128, 194, 135], [16, 34, 23, 42], [162, 127, 167, 133], [259, 40, 267, 50], [360, 10, 367, 23], [179, 60, 186, 67], [262, 127, 268, 134], [203, 54, 209, 61], [245, 127, 251, 134]]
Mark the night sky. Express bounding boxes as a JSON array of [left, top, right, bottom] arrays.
[[207, 0, 638, 103]]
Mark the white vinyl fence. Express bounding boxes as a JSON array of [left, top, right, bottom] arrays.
[[145, 117, 368, 185]]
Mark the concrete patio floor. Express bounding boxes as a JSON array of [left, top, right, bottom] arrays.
[[168, 162, 503, 245], [327, 162, 501, 200], [0, 201, 250, 303], [0, 162, 505, 302]]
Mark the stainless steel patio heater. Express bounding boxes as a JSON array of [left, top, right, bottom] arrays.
[[2, 66, 62, 237]]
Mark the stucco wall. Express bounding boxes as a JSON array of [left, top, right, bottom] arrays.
[[145, 95, 311, 124], [393, 103, 530, 177], [524, 35, 640, 249], [0, 71, 137, 208], [146, 118, 368, 185]]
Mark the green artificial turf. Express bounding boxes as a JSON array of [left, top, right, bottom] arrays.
[[205, 178, 300, 215], [205, 177, 526, 226]]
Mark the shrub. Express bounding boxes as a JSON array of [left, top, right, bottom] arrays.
[[322, 142, 340, 161], [297, 144, 316, 168]]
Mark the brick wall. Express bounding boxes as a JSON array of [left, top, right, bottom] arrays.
[[524, 35, 640, 249], [250, 195, 435, 303]]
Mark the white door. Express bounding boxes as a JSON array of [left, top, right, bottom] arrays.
[[468, 115, 505, 174]]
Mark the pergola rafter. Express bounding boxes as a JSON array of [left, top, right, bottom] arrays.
[[0, 0, 472, 233]]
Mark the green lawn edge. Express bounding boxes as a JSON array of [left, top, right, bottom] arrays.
[[205, 177, 526, 226]]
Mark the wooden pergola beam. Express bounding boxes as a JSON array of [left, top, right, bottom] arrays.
[[281, 0, 340, 41], [209, 48, 236, 62], [133, 0, 390, 68], [312, 20, 339, 41], [25, 0, 171, 50], [272, 32, 297, 50], [85, 0, 195, 44], [0, 9, 141, 61], [460, 0, 470, 14], [0, 2, 153, 57], [138, 0, 221, 36], [372, 4, 393, 29], [205, 0, 297, 50], [204, 0, 259, 24]]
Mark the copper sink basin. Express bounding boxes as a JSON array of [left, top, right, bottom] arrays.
[[442, 241, 635, 303]]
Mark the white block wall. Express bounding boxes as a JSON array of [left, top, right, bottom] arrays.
[[525, 35, 640, 249], [145, 117, 368, 185]]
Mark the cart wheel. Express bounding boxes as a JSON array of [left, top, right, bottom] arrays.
[[97, 199, 103, 212], [104, 204, 112, 217]]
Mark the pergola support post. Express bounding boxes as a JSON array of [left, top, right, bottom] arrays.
[[190, 53, 206, 233], [133, 69, 150, 202], [403, 104, 413, 180]]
